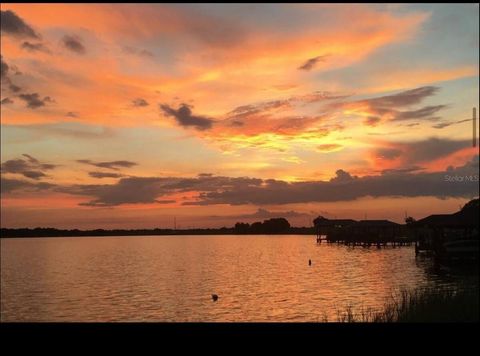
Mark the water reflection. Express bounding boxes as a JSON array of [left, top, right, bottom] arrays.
[[1, 235, 476, 322]]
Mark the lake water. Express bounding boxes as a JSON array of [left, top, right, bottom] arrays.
[[0, 235, 471, 322]]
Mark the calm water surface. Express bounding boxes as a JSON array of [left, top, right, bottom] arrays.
[[0, 235, 471, 322]]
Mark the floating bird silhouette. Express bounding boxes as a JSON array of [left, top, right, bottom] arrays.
[[309, 259, 312, 266], [211, 294, 219, 302]]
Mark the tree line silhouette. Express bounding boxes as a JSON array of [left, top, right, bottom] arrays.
[[1, 218, 315, 238]]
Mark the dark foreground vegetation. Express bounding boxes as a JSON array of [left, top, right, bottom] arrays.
[[329, 284, 479, 322]]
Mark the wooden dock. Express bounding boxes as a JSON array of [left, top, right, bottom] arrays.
[[316, 235, 414, 248]]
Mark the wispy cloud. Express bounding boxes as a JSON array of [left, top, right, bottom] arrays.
[[298, 55, 328, 71], [433, 118, 471, 129], [122, 46, 154, 58], [88, 171, 125, 179], [21, 41, 51, 54], [76, 159, 138, 170]]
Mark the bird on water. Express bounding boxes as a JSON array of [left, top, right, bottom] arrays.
[[212, 294, 219, 302], [309, 259, 312, 266]]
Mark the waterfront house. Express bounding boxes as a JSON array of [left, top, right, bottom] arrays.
[[412, 198, 479, 254]]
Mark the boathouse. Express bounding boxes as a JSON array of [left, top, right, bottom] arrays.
[[313, 216, 357, 235], [313, 216, 404, 244], [340, 220, 405, 245]]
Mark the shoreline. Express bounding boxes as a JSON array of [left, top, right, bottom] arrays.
[[0, 227, 317, 238]]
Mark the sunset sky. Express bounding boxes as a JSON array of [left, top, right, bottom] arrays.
[[1, 3, 479, 229]]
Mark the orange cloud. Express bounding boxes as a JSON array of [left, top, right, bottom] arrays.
[[1, 3, 431, 128]]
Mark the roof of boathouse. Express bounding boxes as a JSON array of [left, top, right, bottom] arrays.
[[352, 220, 401, 228]]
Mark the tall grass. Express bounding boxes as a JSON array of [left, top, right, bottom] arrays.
[[326, 285, 479, 322]]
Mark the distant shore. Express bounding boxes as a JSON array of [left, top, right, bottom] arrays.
[[0, 227, 317, 238]]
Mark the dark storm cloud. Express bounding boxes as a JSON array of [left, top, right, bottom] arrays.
[[380, 166, 425, 175], [1, 154, 57, 180], [184, 158, 478, 206], [0, 10, 39, 39], [9, 83, 22, 93], [403, 138, 471, 163], [1, 98, 14, 105], [21, 41, 51, 54], [328, 169, 356, 183], [132, 98, 149, 107], [298, 55, 328, 71], [1, 56, 25, 97], [64, 163, 476, 207], [57, 175, 263, 207], [375, 148, 403, 160], [3, 159, 31, 173], [88, 172, 125, 179], [0, 55, 10, 79], [373, 138, 471, 164], [18, 93, 53, 109], [62, 35, 86, 55], [76, 159, 138, 170], [160, 103, 215, 130], [5, 158, 478, 206], [67, 177, 170, 207], [1, 177, 55, 194], [21, 171, 47, 180]]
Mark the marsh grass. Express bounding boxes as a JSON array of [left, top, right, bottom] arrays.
[[326, 284, 479, 322]]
